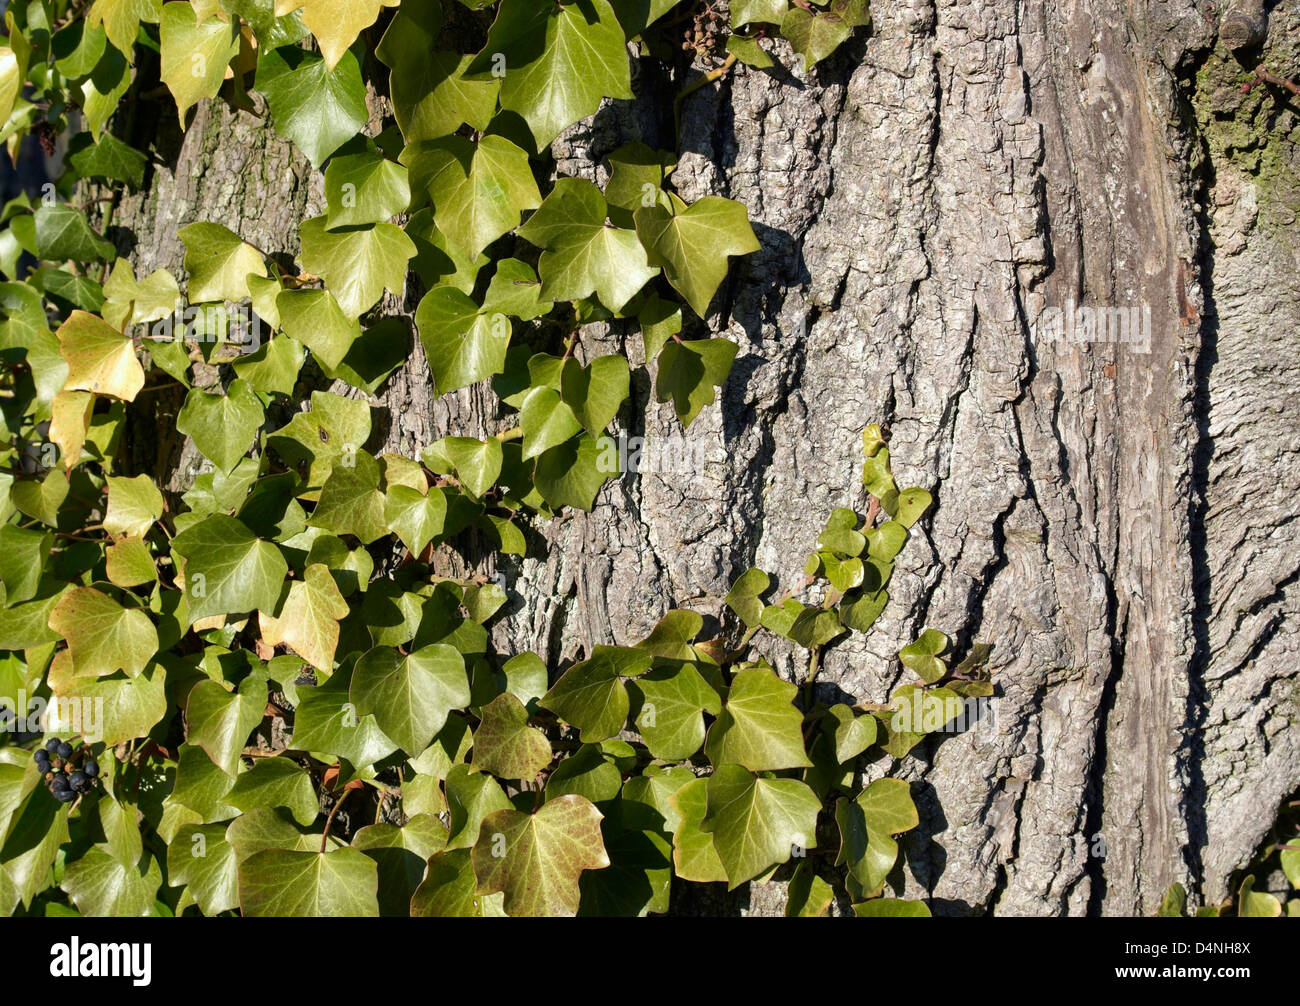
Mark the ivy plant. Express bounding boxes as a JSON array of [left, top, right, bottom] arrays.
[[0, 1, 975, 918]]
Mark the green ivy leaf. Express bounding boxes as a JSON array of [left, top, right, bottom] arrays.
[[444, 763, 511, 851], [226, 757, 318, 827], [704, 665, 812, 771], [351, 814, 448, 917], [324, 149, 411, 229], [377, 0, 498, 143], [276, 289, 360, 371], [852, 898, 931, 917], [289, 664, 399, 769], [61, 847, 161, 917], [629, 662, 721, 761], [171, 514, 289, 623], [835, 777, 918, 899], [534, 433, 610, 511], [899, 627, 950, 684], [256, 43, 368, 169], [66, 132, 147, 188], [666, 777, 727, 882], [700, 765, 820, 889], [655, 337, 738, 429], [444, 436, 502, 499], [298, 216, 415, 319], [178, 222, 267, 304], [723, 567, 770, 629], [383, 484, 446, 555], [168, 823, 238, 915], [103, 473, 164, 537], [634, 195, 759, 318], [404, 134, 541, 258], [415, 287, 511, 394], [516, 178, 658, 311], [176, 379, 265, 474], [185, 674, 268, 776], [350, 644, 470, 754], [47, 586, 159, 679], [87, 0, 163, 57], [308, 448, 389, 543], [238, 847, 379, 916], [561, 354, 630, 438], [470, 795, 610, 916], [411, 848, 506, 916], [466, 0, 632, 149], [542, 645, 653, 742]]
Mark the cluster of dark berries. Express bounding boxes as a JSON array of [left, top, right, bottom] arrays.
[[34, 739, 99, 803], [684, 1, 728, 58]]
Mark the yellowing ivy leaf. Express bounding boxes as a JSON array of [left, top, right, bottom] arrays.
[[159, 2, 240, 124], [470, 795, 609, 916], [259, 563, 348, 672], [48, 586, 159, 679], [56, 310, 145, 401]]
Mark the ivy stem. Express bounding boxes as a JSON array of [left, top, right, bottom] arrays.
[[674, 53, 738, 144], [320, 783, 354, 853], [494, 426, 523, 443], [1255, 64, 1300, 98]]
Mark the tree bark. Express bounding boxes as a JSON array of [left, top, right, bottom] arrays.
[[104, 0, 1300, 916]]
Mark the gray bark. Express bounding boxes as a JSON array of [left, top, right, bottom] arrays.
[[106, 0, 1299, 915]]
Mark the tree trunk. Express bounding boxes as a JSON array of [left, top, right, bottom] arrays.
[[104, 0, 1300, 916]]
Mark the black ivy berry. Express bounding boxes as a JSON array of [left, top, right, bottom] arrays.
[[44, 738, 60, 753], [34, 748, 48, 766], [56, 741, 73, 759], [83, 759, 98, 778]]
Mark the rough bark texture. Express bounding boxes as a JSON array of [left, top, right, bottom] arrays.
[[104, 0, 1299, 915]]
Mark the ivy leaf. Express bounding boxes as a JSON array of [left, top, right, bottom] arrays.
[[819, 507, 866, 556], [603, 142, 676, 228], [352, 815, 449, 916], [444, 437, 502, 499], [561, 354, 630, 438], [411, 848, 506, 916], [899, 628, 950, 684], [308, 448, 389, 543], [168, 823, 238, 915], [516, 178, 658, 311], [634, 195, 759, 317], [780, 0, 868, 69], [159, 2, 239, 123], [298, 216, 415, 319], [840, 585, 888, 633], [377, 0, 498, 143], [255, 43, 368, 169], [415, 287, 511, 394], [178, 222, 267, 304], [383, 484, 446, 555], [835, 777, 917, 899], [472, 693, 551, 780], [470, 795, 610, 916], [350, 644, 470, 755], [520, 386, 581, 461], [47, 586, 159, 679], [444, 764, 511, 851], [466, 0, 632, 149], [47, 655, 168, 746], [66, 132, 148, 189], [175, 379, 265, 474], [700, 766, 820, 889], [667, 777, 727, 882], [534, 433, 611, 511], [730, 0, 788, 27], [853, 898, 931, 917], [287, 0, 397, 70], [61, 847, 161, 917], [629, 662, 721, 761], [185, 674, 268, 776], [171, 514, 289, 622], [102, 259, 181, 327], [542, 646, 653, 742], [826, 703, 876, 763], [87, 0, 163, 57], [226, 757, 318, 826], [259, 563, 348, 671], [238, 847, 379, 916], [893, 487, 933, 529], [288, 664, 399, 769], [34, 204, 116, 263], [704, 665, 812, 771], [865, 520, 908, 563], [266, 391, 372, 496], [403, 134, 540, 258], [276, 289, 359, 371], [324, 149, 411, 229], [103, 473, 164, 537], [724, 567, 770, 629], [655, 337, 738, 429], [56, 310, 145, 401]]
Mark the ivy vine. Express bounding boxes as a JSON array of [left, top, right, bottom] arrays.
[[0, 0, 993, 918]]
